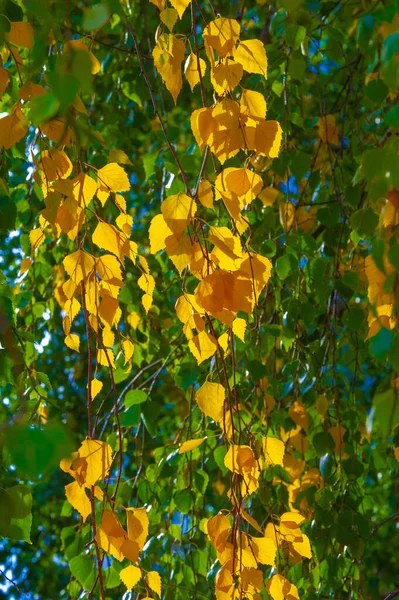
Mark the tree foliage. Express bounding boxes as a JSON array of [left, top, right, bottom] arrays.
[[0, 0, 399, 598]]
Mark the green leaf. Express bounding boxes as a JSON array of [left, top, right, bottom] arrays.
[[125, 389, 148, 407], [0, 195, 17, 231], [290, 150, 311, 181], [276, 254, 296, 279], [370, 327, 393, 360], [350, 207, 379, 237], [174, 488, 195, 513], [0, 484, 32, 543], [69, 554, 95, 590], [82, 2, 110, 30], [365, 79, 388, 103], [312, 431, 335, 456], [385, 105, 399, 129], [29, 93, 60, 127], [373, 388, 399, 435], [4, 422, 73, 479], [286, 24, 306, 50]]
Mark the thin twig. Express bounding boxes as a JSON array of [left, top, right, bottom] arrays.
[[372, 513, 399, 535]]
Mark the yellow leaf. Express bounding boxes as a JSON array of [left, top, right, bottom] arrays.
[[0, 66, 10, 99], [72, 173, 98, 206], [116, 212, 133, 236], [160, 7, 178, 30], [329, 424, 346, 455], [78, 438, 113, 486], [244, 117, 282, 158], [205, 512, 231, 549], [120, 565, 141, 590], [232, 317, 246, 342], [149, 213, 172, 253], [92, 221, 126, 259], [179, 437, 206, 454], [184, 53, 207, 92], [214, 167, 263, 219], [195, 381, 225, 423], [143, 574, 160, 599], [259, 186, 279, 206], [224, 444, 255, 475], [19, 257, 32, 275], [189, 331, 217, 364], [6, 21, 34, 50], [41, 117, 72, 146], [234, 39, 267, 76], [142, 293, 153, 314], [0, 106, 28, 149], [102, 325, 115, 348], [153, 33, 185, 103], [128, 311, 140, 330], [289, 401, 308, 430], [203, 17, 240, 58], [218, 331, 229, 353], [138, 273, 155, 296], [210, 59, 243, 94], [63, 250, 96, 285], [99, 296, 120, 327], [161, 192, 196, 235], [109, 148, 132, 165], [197, 179, 214, 208], [263, 436, 285, 466], [318, 114, 339, 144], [122, 339, 135, 363], [240, 509, 264, 534], [97, 163, 130, 193], [316, 394, 328, 417], [40, 149, 73, 182], [65, 481, 91, 521], [65, 333, 80, 352], [90, 379, 103, 400], [169, 0, 191, 18], [165, 232, 194, 274], [126, 507, 149, 550], [96, 254, 123, 285], [194, 269, 253, 323], [191, 99, 245, 164], [266, 574, 299, 600], [280, 512, 305, 529], [292, 533, 312, 558], [38, 401, 48, 425], [18, 81, 46, 101], [64, 39, 101, 74], [279, 202, 296, 231], [240, 88, 267, 118], [149, 0, 166, 9], [251, 536, 276, 566]]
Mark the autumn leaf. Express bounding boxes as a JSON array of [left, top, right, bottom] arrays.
[[147, 571, 162, 596], [179, 437, 206, 453], [184, 53, 207, 91], [234, 39, 267, 76], [153, 33, 185, 103], [120, 565, 141, 590]]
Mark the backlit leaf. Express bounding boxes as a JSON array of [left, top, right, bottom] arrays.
[[120, 565, 141, 590], [179, 437, 206, 453]]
